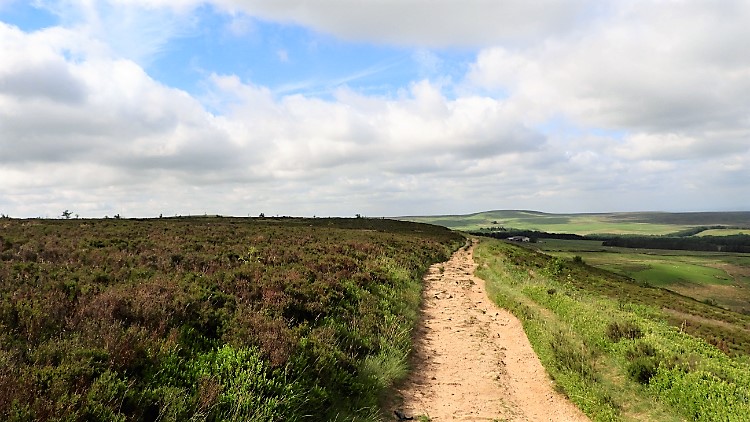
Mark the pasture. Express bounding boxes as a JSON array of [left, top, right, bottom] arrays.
[[401, 210, 750, 235], [698, 229, 750, 236], [533, 238, 750, 313]]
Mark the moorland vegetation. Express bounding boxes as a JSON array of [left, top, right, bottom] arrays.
[[475, 239, 750, 421], [5, 209, 750, 421], [0, 217, 462, 421]]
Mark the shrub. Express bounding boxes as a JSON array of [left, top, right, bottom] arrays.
[[606, 320, 643, 342], [626, 341, 658, 360], [549, 330, 597, 381], [544, 258, 566, 276], [627, 357, 660, 384]]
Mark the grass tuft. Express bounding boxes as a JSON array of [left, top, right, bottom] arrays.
[[606, 321, 644, 342]]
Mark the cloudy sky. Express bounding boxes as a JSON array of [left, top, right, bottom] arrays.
[[1, 0, 748, 218]]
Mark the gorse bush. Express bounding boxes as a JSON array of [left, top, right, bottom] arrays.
[[0, 217, 463, 421]]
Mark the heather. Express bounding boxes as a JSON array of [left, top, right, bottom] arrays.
[[0, 217, 462, 421]]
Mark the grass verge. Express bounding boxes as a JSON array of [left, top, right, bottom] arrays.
[[474, 238, 750, 421]]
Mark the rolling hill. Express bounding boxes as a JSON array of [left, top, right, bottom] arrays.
[[399, 210, 750, 235]]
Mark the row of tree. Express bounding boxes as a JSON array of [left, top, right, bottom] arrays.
[[598, 234, 750, 253], [471, 230, 750, 253]]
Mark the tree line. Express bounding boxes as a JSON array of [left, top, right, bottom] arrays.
[[471, 230, 750, 253]]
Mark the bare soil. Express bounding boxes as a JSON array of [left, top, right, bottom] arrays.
[[386, 241, 589, 421]]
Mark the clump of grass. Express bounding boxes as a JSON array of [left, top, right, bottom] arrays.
[[550, 330, 598, 381], [606, 320, 644, 342]]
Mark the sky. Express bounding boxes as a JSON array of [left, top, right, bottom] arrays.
[[0, 0, 748, 218]]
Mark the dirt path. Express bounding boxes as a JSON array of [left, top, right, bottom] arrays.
[[387, 240, 588, 421]]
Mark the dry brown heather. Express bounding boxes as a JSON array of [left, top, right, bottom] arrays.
[[0, 216, 463, 421]]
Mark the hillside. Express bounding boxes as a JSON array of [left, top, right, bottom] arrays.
[[399, 210, 750, 235], [475, 238, 750, 420]]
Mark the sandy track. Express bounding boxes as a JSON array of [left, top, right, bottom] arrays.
[[387, 240, 588, 421]]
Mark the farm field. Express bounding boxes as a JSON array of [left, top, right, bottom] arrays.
[[697, 229, 750, 236], [0, 217, 463, 421], [532, 238, 750, 313], [401, 210, 750, 235], [474, 239, 750, 421]]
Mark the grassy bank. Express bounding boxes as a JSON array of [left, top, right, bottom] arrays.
[[0, 217, 463, 421], [535, 238, 750, 314], [474, 238, 750, 421]]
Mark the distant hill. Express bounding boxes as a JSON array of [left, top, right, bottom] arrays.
[[397, 210, 750, 235]]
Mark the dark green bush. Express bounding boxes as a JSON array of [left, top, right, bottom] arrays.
[[627, 357, 660, 384], [625, 341, 662, 384], [606, 320, 644, 342]]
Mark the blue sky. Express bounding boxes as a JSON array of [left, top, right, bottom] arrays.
[[2, 2, 474, 98], [0, 0, 748, 218]]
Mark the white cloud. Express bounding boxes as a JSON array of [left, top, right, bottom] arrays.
[[466, 0, 750, 168], [210, 77, 541, 175], [0, 20, 551, 217], [32, 0, 197, 64], [0, 24, 87, 103], [2, 1, 749, 217], [0, 23, 238, 176], [214, 0, 599, 47]]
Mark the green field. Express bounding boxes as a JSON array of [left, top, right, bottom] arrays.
[[474, 238, 750, 421], [532, 238, 750, 313], [698, 229, 750, 236], [400, 210, 750, 235]]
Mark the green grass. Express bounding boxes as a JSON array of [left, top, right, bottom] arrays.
[[533, 239, 750, 313], [698, 229, 750, 236], [400, 210, 750, 235], [635, 262, 731, 286], [474, 238, 750, 421]]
